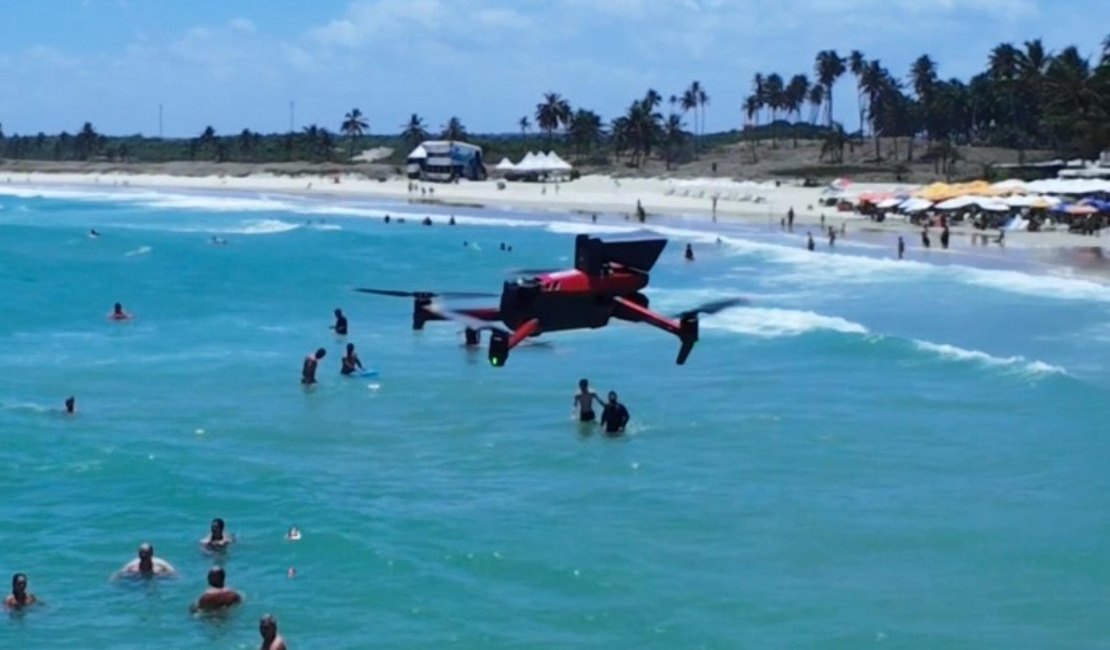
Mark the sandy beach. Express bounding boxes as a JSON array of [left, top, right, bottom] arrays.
[[3, 169, 1108, 284]]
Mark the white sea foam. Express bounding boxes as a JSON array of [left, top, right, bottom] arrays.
[[124, 245, 152, 256], [702, 307, 869, 338], [912, 340, 1067, 376], [545, 221, 638, 235]]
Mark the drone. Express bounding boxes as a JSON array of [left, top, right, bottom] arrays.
[[356, 234, 745, 367]]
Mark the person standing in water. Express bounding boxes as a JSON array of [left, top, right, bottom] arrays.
[[922, 227, 931, 248], [64, 396, 76, 414], [109, 302, 133, 320], [787, 207, 795, 231], [898, 236, 906, 259], [201, 518, 235, 552], [191, 567, 242, 613], [302, 348, 326, 385], [331, 309, 348, 335], [119, 543, 175, 578], [940, 226, 950, 249], [260, 614, 288, 650], [600, 391, 630, 435], [4, 573, 38, 610], [828, 226, 837, 247], [806, 232, 815, 251], [340, 343, 363, 376], [573, 379, 604, 423], [684, 244, 694, 261]]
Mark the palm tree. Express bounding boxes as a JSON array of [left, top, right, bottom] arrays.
[[441, 116, 467, 143], [697, 85, 709, 146], [815, 50, 846, 126], [643, 89, 662, 110], [911, 55, 938, 144], [198, 125, 217, 161], [786, 74, 809, 146], [75, 122, 99, 160], [566, 109, 604, 160], [340, 108, 369, 159], [681, 87, 698, 152], [764, 73, 785, 147], [401, 114, 429, 151], [535, 92, 571, 148], [662, 114, 687, 170], [518, 116, 530, 140], [743, 94, 760, 160], [807, 84, 825, 125], [849, 50, 867, 135], [861, 60, 891, 159], [820, 122, 847, 163], [238, 128, 254, 161]]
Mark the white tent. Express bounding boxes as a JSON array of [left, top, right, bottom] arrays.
[[876, 197, 902, 209], [898, 198, 933, 212], [516, 152, 540, 171], [1026, 178, 1110, 195], [494, 157, 516, 171], [934, 196, 979, 210], [991, 179, 1028, 193], [546, 151, 573, 171], [1004, 194, 1061, 208], [406, 145, 427, 160]]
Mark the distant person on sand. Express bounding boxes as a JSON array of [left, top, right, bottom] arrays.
[[65, 396, 75, 414], [302, 348, 326, 385], [636, 200, 646, 223], [806, 232, 815, 251], [4, 573, 38, 610], [201, 518, 234, 552], [898, 236, 905, 259], [600, 391, 630, 436], [828, 227, 836, 247], [685, 244, 695, 261], [109, 302, 133, 321], [941, 226, 950, 249], [922, 227, 931, 248], [787, 207, 795, 231], [119, 543, 175, 578], [574, 379, 603, 423], [331, 309, 348, 335], [260, 614, 288, 650], [340, 343, 363, 376], [190, 567, 242, 613]]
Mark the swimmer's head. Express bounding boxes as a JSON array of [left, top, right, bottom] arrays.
[[211, 518, 225, 536], [138, 543, 153, 559], [314, 348, 327, 359], [12, 573, 27, 594], [65, 396, 75, 413], [579, 379, 588, 390], [207, 566, 226, 588], [113, 302, 123, 313], [334, 308, 343, 317], [346, 343, 354, 353], [260, 614, 278, 638], [608, 391, 618, 403]]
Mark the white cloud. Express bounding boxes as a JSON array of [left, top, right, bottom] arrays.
[[230, 18, 256, 34]]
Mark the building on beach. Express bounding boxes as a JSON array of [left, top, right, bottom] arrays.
[[406, 141, 486, 182]]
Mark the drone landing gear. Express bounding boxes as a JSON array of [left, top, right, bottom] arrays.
[[464, 328, 481, 347], [488, 318, 540, 367]]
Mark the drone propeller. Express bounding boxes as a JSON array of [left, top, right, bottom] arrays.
[[508, 268, 561, 277], [355, 288, 497, 299], [424, 302, 511, 335], [673, 297, 749, 318]]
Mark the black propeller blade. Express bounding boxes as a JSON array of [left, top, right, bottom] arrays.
[[425, 302, 511, 335], [673, 297, 749, 318], [508, 268, 561, 276], [355, 288, 497, 299]]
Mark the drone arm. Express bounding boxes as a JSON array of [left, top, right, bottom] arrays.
[[612, 296, 681, 335]]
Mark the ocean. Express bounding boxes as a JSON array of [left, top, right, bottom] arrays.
[[1, 185, 1108, 649]]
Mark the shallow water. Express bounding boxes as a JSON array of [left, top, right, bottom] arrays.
[[2, 186, 1109, 649]]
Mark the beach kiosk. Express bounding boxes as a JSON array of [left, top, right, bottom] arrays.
[[415, 140, 487, 182]]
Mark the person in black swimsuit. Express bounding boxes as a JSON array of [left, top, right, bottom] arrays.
[[573, 379, 603, 422], [600, 391, 630, 435], [332, 309, 348, 335], [340, 343, 363, 376]]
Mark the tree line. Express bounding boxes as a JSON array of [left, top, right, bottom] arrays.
[[1, 34, 1105, 171]]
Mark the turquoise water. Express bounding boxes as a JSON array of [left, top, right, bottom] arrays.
[[2, 186, 1109, 649]]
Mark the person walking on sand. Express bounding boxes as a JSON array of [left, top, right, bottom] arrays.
[[787, 207, 795, 231], [636, 200, 646, 223]]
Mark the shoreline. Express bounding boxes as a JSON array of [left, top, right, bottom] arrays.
[[3, 169, 1109, 281]]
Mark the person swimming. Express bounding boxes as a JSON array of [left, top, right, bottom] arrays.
[[449, 215, 456, 225], [422, 216, 433, 226], [190, 567, 242, 613], [286, 526, 302, 541], [210, 236, 228, 246], [684, 243, 694, 261], [331, 308, 348, 336], [119, 543, 176, 578], [64, 396, 75, 414], [600, 391, 630, 435], [88, 229, 100, 238], [4, 573, 38, 610], [201, 518, 234, 551], [109, 302, 133, 320], [340, 343, 363, 376], [302, 348, 326, 385], [260, 614, 288, 650]]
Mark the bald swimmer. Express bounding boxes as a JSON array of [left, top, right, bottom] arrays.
[[119, 543, 176, 578]]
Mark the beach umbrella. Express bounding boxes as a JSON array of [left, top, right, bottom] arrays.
[[934, 196, 979, 210], [899, 198, 933, 212], [876, 197, 902, 209], [1067, 204, 1099, 216]]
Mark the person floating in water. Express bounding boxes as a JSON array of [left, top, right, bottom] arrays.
[[119, 543, 176, 578], [806, 232, 815, 251], [109, 302, 133, 321], [286, 526, 302, 541], [684, 243, 694, 261], [573, 379, 603, 422], [422, 216, 433, 226], [64, 395, 75, 414], [383, 215, 391, 224], [88, 229, 100, 238], [331, 309, 348, 336], [201, 518, 234, 552], [898, 236, 905, 260], [4, 573, 37, 610], [260, 614, 288, 650], [600, 391, 630, 435], [340, 343, 363, 376], [302, 348, 326, 385], [210, 236, 228, 246], [190, 567, 242, 614]]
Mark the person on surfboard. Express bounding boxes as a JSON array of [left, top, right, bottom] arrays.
[[340, 343, 363, 376]]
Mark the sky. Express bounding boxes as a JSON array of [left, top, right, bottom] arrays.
[[0, 0, 1106, 138]]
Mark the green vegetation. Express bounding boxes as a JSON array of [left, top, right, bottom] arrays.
[[1, 35, 1106, 173]]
